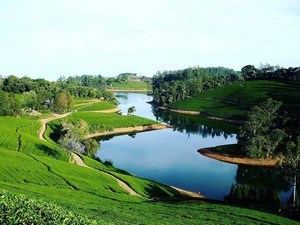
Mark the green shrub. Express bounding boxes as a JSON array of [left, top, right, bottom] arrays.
[[0, 189, 97, 225]]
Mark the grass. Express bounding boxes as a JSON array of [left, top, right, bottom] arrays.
[[77, 101, 116, 112], [0, 117, 69, 161], [110, 81, 152, 90], [170, 80, 300, 120], [73, 97, 94, 105]]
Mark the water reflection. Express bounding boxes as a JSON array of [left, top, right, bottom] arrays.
[[225, 165, 300, 212], [153, 108, 237, 139]]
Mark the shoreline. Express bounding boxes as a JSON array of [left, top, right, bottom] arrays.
[[171, 186, 204, 199], [158, 106, 244, 124], [86, 123, 170, 138], [198, 148, 279, 167]]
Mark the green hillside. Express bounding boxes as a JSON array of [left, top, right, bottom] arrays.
[[0, 100, 298, 224], [0, 117, 69, 161], [170, 80, 300, 121]]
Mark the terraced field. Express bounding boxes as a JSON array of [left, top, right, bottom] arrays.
[[170, 80, 300, 120], [77, 101, 117, 112], [0, 117, 69, 161]]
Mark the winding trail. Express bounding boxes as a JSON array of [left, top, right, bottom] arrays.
[[39, 113, 72, 141], [70, 152, 142, 197], [38, 106, 143, 197]]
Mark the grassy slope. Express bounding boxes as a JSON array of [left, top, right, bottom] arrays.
[[77, 101, 116, 112], [170, 80, 300, 120], [0, 117, 69, 161], [0, 105, 297, 224], [0, 149, 296, 224], [110, 80, 152, 90], [68, 112, 158, 128]]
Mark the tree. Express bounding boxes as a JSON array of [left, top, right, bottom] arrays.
[[23, 90, 38, 110], [127, 106, 136, 115], [238, 98, 283, 159], [241, 65, 258, 80], [0, 91, 21, 116], [58, 119, 89, 153], [53, 91, 73, 113], [83, 139, 100, 158]]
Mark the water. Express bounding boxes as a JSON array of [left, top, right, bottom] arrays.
[[97, 92, 293, 203]]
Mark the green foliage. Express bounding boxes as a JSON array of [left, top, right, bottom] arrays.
[[53, 91, 73, 113], [58, 119, 89, 153], [241, 64, 300, 81], [238, 99, 283, 159], [0, 91, 21, 116], [22, 90, 38, 110], [78, 101, 116, 112], [83, 139, 100, 158], [0, 190, 96, 225], [152, 67, 241, 105]]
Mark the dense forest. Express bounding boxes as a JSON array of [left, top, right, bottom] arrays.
[[152, 65, 300, 106]]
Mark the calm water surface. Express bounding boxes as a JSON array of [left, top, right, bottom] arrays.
[[97, 92, 292, 202]]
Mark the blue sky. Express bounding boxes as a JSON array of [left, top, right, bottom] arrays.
[[0, 0, 299, 80]]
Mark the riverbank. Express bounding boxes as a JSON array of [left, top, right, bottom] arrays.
[[198, 148, 279, 166], [86, 123, 170, 138], [159, 106, 244, 124], [171, 186, 204, 199]]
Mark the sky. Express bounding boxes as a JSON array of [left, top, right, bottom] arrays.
[[0, 0, 299, 80]]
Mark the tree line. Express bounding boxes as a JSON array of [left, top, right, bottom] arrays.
[[152, 65, 300, 106], [0, 74, 118, 116]]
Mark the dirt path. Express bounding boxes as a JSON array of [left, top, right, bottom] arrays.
[[70, 152, 142, 197], [39, 113, 72, 141]]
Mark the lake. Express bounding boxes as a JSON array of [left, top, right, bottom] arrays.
[[97, 92, 293, 204]]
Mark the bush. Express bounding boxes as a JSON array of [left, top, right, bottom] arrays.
[[0, 190, 97, 225]]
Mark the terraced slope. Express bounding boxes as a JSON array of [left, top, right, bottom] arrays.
[[170, 80, 300, 120]]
